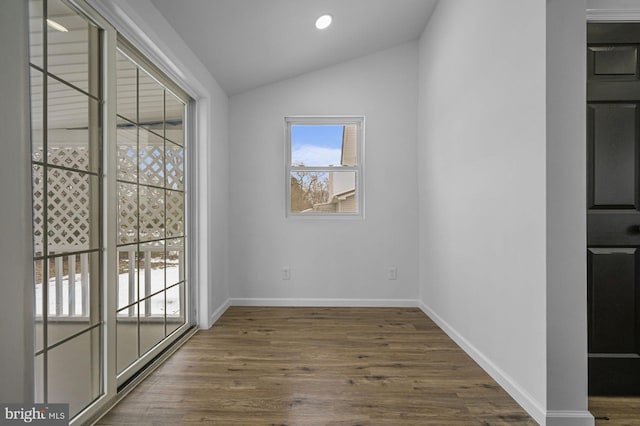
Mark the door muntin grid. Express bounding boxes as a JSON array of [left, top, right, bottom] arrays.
[[115, 47, 188, 378], [29, 0, 103, 418]]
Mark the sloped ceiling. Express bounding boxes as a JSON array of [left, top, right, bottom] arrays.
[[150, 0, 438, 95]]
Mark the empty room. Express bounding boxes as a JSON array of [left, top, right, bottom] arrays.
[[1, 0, 639, 425]]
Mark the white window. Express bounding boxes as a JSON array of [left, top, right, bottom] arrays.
[[285, 116, 364, 217]]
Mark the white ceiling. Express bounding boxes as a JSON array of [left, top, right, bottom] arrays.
[[149, 0, 437, 95]]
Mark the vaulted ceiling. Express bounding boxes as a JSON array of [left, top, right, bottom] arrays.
[[149, 0, 438, 95]]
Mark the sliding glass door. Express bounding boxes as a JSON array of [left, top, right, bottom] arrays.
[[28, 1, 192, 422], [29, 0, 102, 417], [114, 42, 189, 384]]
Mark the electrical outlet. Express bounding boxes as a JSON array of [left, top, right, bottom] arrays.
[[282, 266, 291, 280], [388, 266, 397, 280]]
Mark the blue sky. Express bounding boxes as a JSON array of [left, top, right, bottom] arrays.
[[291, 125, 343, 166]]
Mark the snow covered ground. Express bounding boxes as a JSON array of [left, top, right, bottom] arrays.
[[35, 265, 182, 317]]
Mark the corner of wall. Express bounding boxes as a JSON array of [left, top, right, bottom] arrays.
[[418, 301, 547, 425], [207, 298, 231, 328]]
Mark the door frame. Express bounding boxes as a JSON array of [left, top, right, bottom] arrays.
[[587, 8, 640, 22]]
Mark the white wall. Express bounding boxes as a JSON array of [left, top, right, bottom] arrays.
[[229, 42, 419, 304], [417, 0, 548, 422], [546, 1, 592, 425], [91, 0, 230, 327], [0, 0, 34, 403]]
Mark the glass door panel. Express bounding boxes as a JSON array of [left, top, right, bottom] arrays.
[[28, 2, 192, 420], [115, 46, 189, 382], [29, 0, 103, 419]]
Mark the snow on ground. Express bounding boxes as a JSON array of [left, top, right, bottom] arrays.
[[35, 265, 182, 317]]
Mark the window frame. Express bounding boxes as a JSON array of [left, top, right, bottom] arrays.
[[284, 116, 365, 219]]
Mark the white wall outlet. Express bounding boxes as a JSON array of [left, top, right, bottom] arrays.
[[282, 266, 291, 280], [388, 266, 397, 280]]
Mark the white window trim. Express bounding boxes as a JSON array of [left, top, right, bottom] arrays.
[[285, 115, 365, 219]]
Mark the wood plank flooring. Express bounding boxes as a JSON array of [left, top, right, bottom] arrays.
[[590, 396, 640, 425], [96, 307, 537, 425]]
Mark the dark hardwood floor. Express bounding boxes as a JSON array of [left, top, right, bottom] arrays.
[[590, 396, 640, 425], [96, 307, 538, 425]]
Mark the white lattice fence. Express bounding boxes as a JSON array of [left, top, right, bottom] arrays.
[[34, 145, 184, 317], [33, 146, 182, 252], [32, 147, 92, 255]]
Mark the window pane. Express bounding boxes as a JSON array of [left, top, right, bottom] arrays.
[[47, 77, 99, 172], [46, 252, 99, 346], [117, 119, 137, 183], [46, 253, 95, 318], [165, 92, 184, 146], [166, 238, 184, 286], [117, 304, 138, 374], [32, 164, 44, 257], [165, 141, 184, 190], [117, 182, 138, 245], [139, 186, 165, 241], [46, 169, 99, 253], [139, 241, 165, 300], [291, 124, 357, 167], [29, 0, 43, 68], [138, 70, 164, 134], [139, 128, 164, 187], [116, 50, 137, 123], [47, 329, 100, 418], [290, 171, 357, 214], [30, 68, 43, 159], [47, 0, 98, 95], [291, 171, 329, 212], [166, 190, 184, 238], [35, 353, 44, 403], [117, 246, 138, 311], [166, 283, 184, 336], [34, 260, 44, 353], [140, 292, 165, 354]]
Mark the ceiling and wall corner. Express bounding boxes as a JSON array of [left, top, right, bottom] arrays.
[[149, 0, 438, 96]]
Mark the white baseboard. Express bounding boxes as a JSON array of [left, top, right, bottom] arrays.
[[418, 301, 547, 425], [228, 297, 419, 308], [546, 411, 595, 426], [206, 299, 231, 328]]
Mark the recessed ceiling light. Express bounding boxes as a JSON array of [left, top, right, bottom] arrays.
[[46, 18, 68, 32], [315, 14, 332, 30]]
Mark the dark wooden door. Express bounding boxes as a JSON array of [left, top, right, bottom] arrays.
[[587, 23, 640, 395]]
